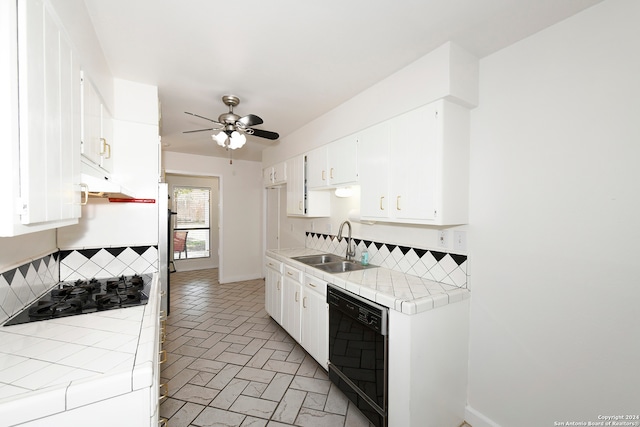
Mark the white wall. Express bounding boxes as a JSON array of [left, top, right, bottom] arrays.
[[466, 0, 640, 425], [163, 152, 263, 283]]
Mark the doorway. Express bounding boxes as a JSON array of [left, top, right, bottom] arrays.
[[167, 173, 220, 271]]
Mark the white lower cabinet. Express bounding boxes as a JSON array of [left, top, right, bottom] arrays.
[[301, 274, 328, 370], [282, 264, 302, 342], [266, 258, 329, 371], [265, 257, 283, 324]]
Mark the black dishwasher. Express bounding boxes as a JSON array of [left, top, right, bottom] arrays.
[[327, 284, 388, 427]]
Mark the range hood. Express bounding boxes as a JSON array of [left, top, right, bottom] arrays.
[[80, 161, 133, 198]]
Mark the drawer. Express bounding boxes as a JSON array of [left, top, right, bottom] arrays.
[[265, 257, 283, 273], [284, 264, 303, 282], [304, 274, 327, 297]]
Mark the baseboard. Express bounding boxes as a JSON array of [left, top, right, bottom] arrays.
[[465, 405, 502, 427]]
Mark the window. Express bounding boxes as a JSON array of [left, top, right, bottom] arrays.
[[173, 186, 210, 259]]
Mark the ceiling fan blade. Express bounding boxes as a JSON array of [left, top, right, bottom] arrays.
[[250, 128, 280, 140], [238, 114, 263, 127], [184, 111, 221, 124], [183, 128, 215, 134]]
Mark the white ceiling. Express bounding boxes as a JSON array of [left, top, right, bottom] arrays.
[[83, 0, 602, 162]]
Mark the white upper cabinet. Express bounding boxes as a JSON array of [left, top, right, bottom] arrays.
[[306, 146, 327, 189], [286, 155, 330, 217], [81, 74, 113, 173], [327, 134, 358, 187], [307, 135, 358, 189], [359, 99, 470, 225], [359, 121, 391, 218], [263, 161, 287, 187], [0, 0, 82, 236]]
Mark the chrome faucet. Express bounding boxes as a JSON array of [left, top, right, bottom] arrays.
[[337, 220, 356, 261]]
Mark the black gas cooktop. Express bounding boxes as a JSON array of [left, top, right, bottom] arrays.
[[4, 274, 152, 326]]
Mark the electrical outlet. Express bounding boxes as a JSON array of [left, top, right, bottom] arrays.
[[453, 230, 467, 251], [438, 230, 449, 248]]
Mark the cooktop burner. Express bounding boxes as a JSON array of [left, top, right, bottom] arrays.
[[4, 274, 151, 326]]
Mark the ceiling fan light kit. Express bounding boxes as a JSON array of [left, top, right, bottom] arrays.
[[184, 95, 279, 153]]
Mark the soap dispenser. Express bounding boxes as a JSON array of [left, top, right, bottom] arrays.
[[361, 249, 369, 266]]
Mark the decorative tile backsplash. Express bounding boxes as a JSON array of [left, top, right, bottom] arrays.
[[1, 246, 158, 325], [305, 232, 468, 288], [0, 253, 59, 325], [59, 246, 158, 281]]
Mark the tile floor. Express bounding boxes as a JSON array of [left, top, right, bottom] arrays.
[[160, 268, 374, 427]]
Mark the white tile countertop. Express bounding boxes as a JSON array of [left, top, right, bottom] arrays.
[[0, 273, 160, 426], [267, 248, 469, 315]]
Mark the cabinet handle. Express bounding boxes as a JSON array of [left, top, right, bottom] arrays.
[[380, 196, 385, 211], [159, 418, 168, 427], [298, 201, 303, 211], [274, 171, 277, 181], [100, 138, 111, 159], [396, 195, 401, 210], [303, 296, 307, 308], [287, 271, 293, 276], [330, 168, 334, 179], [80, 183, 89, 205], [159, 350, 167, 365], [277, 280, 280, 290], [159, 383, 169, 402], [322, 170, 325, 181], [270, 171, 274, 181], [295, 291, 299, 302], [308, 283, 316, 288]]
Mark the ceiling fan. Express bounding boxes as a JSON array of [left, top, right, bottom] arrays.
[[183, 95, 279, 152]]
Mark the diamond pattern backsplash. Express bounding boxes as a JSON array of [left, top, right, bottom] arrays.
[[59, 246, 159, 281], [0, 253, 59, 325], [305, 232, 468, 288]]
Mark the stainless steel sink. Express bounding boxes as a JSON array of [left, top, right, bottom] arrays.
[[314, 260, 377, 273], [292, 253, 345, 265]]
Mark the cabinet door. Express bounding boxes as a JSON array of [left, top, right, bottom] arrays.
[[306, 146, 327, 189], [286, 156, 305, 216], [265, 265, 282, 324], [58, 27, 81, 221], [301, 275, 328, 370], [99, 105, 114, 172], [358, 121, 391, 219], [282, 276, 302, 342], [17, 0, 80, 225], [81, 76, 102, 165], [390, 103, 438, 221], [272, 161, 286, 185], [328, 135, 358, 186]]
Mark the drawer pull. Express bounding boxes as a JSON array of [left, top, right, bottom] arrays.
[[159, 383, 169, 402], [295, 291, 299, 302], [308, 283, 317, 288], [303, 297, 307, 308], [159, 350, 167, 364]]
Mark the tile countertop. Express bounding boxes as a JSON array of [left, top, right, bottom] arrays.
[[267, 248, 470, 315], [0, 273, 160, 426]]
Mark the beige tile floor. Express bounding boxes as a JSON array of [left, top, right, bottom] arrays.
[[160, 268, 374, 427]]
